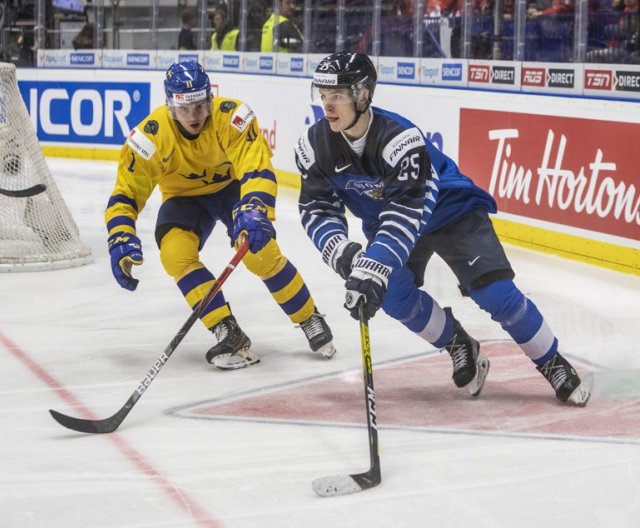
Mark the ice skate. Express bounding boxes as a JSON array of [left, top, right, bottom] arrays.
[[443, 307, 490, 397], [206, 315, 258, 370], [298, 309, 336, 359], [536, 352, 590, 406]]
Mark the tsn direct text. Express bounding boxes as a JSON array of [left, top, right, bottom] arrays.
[[18, 81, 151, 145]]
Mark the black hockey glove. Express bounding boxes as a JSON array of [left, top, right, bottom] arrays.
[[323, 236, 363, 280], [344, 256, 391, 320]]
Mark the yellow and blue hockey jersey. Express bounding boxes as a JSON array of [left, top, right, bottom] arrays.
[[105, 97, 277, 237]]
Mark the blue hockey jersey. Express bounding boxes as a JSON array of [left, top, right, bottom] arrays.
[[296, 106, 496, 273]]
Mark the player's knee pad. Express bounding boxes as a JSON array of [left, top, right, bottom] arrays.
[[469, 278, 528, 327], [159, 227, 201, 278], [382, 267, 430, 325], [242, 237, 286, 279]]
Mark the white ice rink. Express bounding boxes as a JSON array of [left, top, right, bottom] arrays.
[[1, 158, 640, 528]]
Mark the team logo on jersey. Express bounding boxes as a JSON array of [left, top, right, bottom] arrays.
[[179, 163, 231, 185], [143, 120, 159, 135], [346, 178, 384, 200], [127, 128, 156, 160], [294, 131, 315, 170], [220, 101, 237, 113], [230, 103, 255, 132]]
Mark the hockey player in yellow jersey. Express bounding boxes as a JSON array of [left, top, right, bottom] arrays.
[[105, 61, 335, 369]]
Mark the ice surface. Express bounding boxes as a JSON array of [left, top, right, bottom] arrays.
[[1, 158, 639, 528]]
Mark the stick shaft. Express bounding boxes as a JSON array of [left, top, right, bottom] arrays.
[[49, 240, 249, 433]]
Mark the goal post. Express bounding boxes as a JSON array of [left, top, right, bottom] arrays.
[[0, 62, 92, 272]]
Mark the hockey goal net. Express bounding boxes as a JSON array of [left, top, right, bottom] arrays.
[[0, 62, 92, 272]]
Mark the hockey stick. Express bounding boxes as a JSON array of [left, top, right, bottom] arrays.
[[0, 184, 46, 198], [312, 302, 381, 496], [49, 239, 249, 434]]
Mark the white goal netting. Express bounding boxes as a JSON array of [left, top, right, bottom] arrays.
[[0, 62, 92, 272]]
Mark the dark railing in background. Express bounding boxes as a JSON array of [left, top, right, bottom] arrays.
[[2, 0, 638, 67]]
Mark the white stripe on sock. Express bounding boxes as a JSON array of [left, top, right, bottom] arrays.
[[519, 320, 556, 361], [417, 303, 446, 344]]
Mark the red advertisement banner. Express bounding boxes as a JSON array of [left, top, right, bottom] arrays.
[[459, 109, 640, 240]]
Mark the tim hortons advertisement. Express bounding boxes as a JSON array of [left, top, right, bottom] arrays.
[[458, 109, 640, 241]]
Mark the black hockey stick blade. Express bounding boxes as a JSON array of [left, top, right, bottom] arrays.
[[49, 405, 130, 434], [0, 184, 46, 198], [312, 468, 381, 497], [49, 239, 249, 434]]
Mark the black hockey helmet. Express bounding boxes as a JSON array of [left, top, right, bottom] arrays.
[[312, 52, 377, 104]]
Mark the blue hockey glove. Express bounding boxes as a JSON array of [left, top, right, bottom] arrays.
[[344, 256, 391, 320], [232, 197, 275, 253], [323, 236, 363, 280], [108, 232, 144, 291]]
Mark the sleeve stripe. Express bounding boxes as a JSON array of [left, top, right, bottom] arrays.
[[107, 193, 138, 212], [377, 228, 411, 257], [379, 220, 417, 244], [243, 190, 276, 209], [106, 216, 135, 232], [239, 170, 277, 186], [379, 210, 421, 230]]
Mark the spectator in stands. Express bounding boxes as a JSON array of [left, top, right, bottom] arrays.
[[527, 0, 553, 18], [210, 4, 239, 50], [242, 0, 267, 51], [178, 6, 198, 50], [358, 0, 450, 57], [261, 0, 303, 52], [587, 0, 639, 62], [72, 23, 94, 50], [528, 0, 574, 18], [357, 0, 416, 57], [446, 0, 497, 58], [16, 30, 35, 66]]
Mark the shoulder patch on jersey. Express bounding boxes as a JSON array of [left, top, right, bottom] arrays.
[[382, 127, 426, 168], [126, 128, 156, 160], [143, 120, 159, 135], [220, 101, 237, 113], [230, 103, 255, 132], [294, 130, 315, 171]]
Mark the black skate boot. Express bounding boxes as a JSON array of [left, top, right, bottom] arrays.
[[206, 315, 258, 370], [298, 309, 336, 359], [443, 307, 490, 397], [536, 352, 590, 406]]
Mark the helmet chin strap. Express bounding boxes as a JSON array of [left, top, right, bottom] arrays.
[[343, 90, 372, 132]]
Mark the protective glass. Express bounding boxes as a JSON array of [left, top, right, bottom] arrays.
[[170, 99, 211, 119], [311, 85, 358, 105]]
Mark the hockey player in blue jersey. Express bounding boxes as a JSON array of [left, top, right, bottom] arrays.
[[296, 52, 590, 406]]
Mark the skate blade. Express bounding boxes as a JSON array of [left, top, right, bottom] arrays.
[[213, 347, 260, 371], [467, 355, 490, 397], [214, 356, 260, 370], [315, 342, 336, 359], [568, 384, 591, 407]]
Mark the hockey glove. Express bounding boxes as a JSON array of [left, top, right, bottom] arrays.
[[344, 256, 392, 320], [108, 232, 144, 291], [323, 236, 363, 280], [232, 197, 275, 253]]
